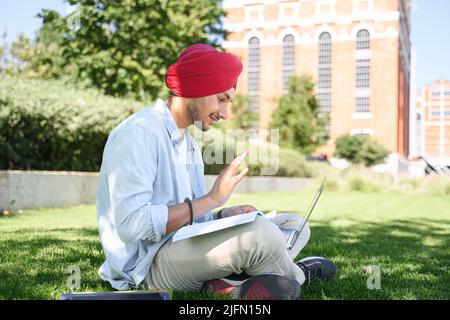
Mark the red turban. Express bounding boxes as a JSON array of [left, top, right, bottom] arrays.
[[165, 43, 243, 98]]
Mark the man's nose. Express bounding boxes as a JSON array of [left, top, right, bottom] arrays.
[[218, 105, 228, 120]]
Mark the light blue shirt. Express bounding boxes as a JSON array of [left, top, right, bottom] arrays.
[[96, 98, 213, 290]]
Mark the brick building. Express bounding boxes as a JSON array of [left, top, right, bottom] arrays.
[[416, 80, 450, 167], [222, 0, 411, 158]]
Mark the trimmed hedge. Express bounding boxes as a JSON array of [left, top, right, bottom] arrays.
[[1, 77, 313, 177], [0, 77, 144, 171]]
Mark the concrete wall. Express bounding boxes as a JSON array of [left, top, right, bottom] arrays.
[[0, 171, 99, 212], [0, 170, 311, 212]]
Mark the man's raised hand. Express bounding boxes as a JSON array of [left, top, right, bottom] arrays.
[[208, 151, 249, 207]]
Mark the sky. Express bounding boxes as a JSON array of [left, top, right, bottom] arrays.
[[0, 0, 449, 93], [409, 0, 450, 92]]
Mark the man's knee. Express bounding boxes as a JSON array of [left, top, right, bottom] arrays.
[[244, 217, 286, 253]]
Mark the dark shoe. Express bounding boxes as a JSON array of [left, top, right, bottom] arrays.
[[202, 273, 301, 300], [296, 256, 337, 285]]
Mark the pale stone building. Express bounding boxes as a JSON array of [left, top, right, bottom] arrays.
[[416, 80, 450, 168]]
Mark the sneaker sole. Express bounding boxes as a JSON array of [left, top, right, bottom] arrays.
[[203, 274, 301, 300]]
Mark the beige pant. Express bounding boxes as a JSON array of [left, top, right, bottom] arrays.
[[144, 214, 310, 292]]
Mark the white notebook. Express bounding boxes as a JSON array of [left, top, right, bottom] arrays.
[[172, 211, 265, 242], [172, 210, 299, 250], [172, 178, 326, 245]]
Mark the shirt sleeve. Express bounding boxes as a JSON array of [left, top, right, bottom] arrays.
[[105, 124, 168, 244], [191, 136, 215, 223]]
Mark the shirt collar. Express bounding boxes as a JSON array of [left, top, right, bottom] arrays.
[[153, 98, 192, 148]]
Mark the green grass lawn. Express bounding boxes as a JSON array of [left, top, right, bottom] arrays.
[[1, 191, 449, 300]]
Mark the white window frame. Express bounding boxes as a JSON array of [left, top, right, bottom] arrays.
[[352, 112, 373, 119], [279, 2, 300, 20], [316, 0, 336, 17], [353, 0, 373, 14], [245, 5, 265, 23], [350, 128, 375, 135], [354, 96, 371, 114]]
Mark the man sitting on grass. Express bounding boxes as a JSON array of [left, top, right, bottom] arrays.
[[96, 43, 336, 299]]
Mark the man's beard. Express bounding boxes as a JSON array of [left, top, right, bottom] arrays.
[[188, 99, 209, 131]]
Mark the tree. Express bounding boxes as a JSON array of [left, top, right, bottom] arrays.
[[0, 30, 8, 72], [357, 137, 390, 166], [1, 33, 32, 76], [0, 11, 67, 79], [270, 75, 327, 154], [334, 134, 389, 166], [44, 0, 227, 100], [27, 9, 68, 79]]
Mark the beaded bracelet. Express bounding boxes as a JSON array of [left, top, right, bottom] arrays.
[[184, 198, 193, 225]]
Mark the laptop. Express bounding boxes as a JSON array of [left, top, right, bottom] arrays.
[[282, 178, 326, 250]]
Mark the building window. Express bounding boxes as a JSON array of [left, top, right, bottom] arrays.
[[248, 37, 260, 113], [318, 32, 332, 113], [282, 34, 295, 94], [316, 0, 334, 16], [430, 110, 450, 118], [431, 91, 450, 97], [318, 67, 332, 89], [318, 32, 332, 138], [356, 96, 370, 113], [355, 29, 371, 113], [430, 111, 438, 117], [319, 32, 332, 65], [245, 6, 264, 22], [279, 3, 299, 19], [356, 58, 370, 88], [354, 0, 371, 13], [356, 29, 370, 50], [431, 91, 440, 97]]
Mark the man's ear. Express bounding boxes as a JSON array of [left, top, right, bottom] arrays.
[[184, 97, 196, 110]]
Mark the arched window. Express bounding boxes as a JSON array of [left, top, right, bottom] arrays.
[[282, 34, 295, 94], [248, 37, 260, 113], [318, 32, 332, 112], [355, 29, 371, 113], [318, 32, 332, 137], [356, 29, 370, 50]]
